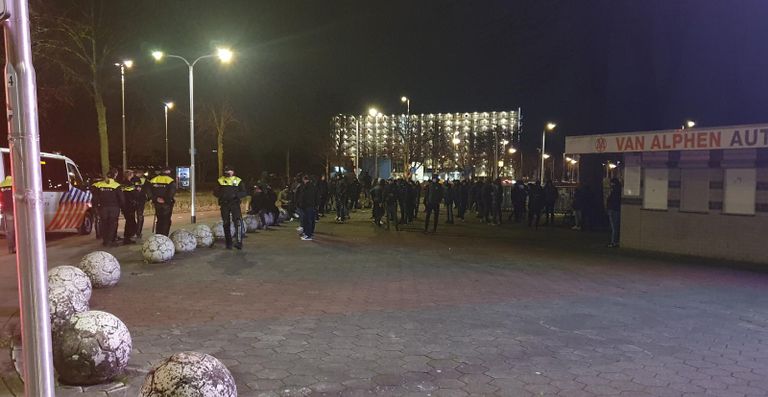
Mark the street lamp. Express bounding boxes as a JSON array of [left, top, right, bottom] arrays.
[[400, 96, 410, 176], [114, 59, 133, 172], [540, 122, 556, 184], [368, 108, 382, 180], [163, 102, 174, 168], [683, 120, 695, 129], [152, 47, 234, 224]]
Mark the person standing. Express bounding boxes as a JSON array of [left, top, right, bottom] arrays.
[[384, 180, 399, 231], [527, 182, 544, 228], [423, 175, 444, 233], [480, 179, 492, 223], [457, 179, 469, 221], [318, 175, 329, 217], [334, 175, 348, 223], [543, 180, 558, 225], [131, 169, 149, 238], [606, 178, 622, 248], [444, 180, 455, 224], [120, 170, 140, 245], [92, 168, 124, 247], [491, 178, 503, 225], [371, 179, 385, 227], [572, 183, 585, 230], [298, 175, 318, 241], [214, 165, 247, 249], [148, 167, 176, 236], [510, 181, 527, 223], [0, 175, 15, 253]]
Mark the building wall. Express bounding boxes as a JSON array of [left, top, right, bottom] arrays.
[[620, 149, 768, 263]]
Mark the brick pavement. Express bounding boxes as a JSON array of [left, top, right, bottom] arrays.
[[2, 210, 768, 396]]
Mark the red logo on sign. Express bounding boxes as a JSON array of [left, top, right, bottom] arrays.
[[595, 137, 607, 153]]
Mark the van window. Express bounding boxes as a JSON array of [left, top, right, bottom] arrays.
[[66, 162, 84, 188], [1, 154, 69, 192], [41, 158, 68, 192]]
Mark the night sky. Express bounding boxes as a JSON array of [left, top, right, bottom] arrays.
[[10, 0, 768, 180]]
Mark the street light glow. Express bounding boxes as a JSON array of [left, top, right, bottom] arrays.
[[165, 101, 174, 110], [217, 48, 234, 63], [498, 160, 505, 167], [508, 147, 517, 154], [401, 96, 408, 103], [452, 137, 461, 145], [368, 108, 379, 117], [686, 120, 695, 128], [123, 59, 134, 69], [608, 163, 618, 169], [546, 122, 557, 131], [151, 51, 164, 61], [543, 153, 551, 159]]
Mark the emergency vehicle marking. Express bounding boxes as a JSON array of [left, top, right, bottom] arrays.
[[48, 186, 91, 230]]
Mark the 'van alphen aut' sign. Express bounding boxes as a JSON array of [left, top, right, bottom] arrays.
[[565, 124, 768, 154]]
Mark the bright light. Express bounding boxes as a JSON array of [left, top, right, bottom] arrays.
[[368, 108, 379, 117], [151, 51, 164, 61], [565, 157, 573, 162], [401, 96, 408, 103], [452, 137, 461, 145], [123, 59, 134, 69], [165, 102, 174, 110], [217, 48, 234, 63], [543, 153, 551, 159], [498, 160, 505, 167], [608, 163, 617, 169], [508, 148, 517, 154], [546, 122, 557, 131], [570, 160, 578, 164], [501, 139, 509, 145], [686, 120, 695, 128]]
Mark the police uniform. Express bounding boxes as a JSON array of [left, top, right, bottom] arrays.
[[148, 173, 176, 236], [121, 175, 147, 240], [92, 178, 125, 246], [214, 173, 247, 249], [133, 175, 148, 237], [0, 176, 15, 253]]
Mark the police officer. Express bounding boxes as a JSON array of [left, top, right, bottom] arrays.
[[214, 165, 247, 249], [148, 167, 176, 236], [131, 169, 149, 238], [92, 168, 124, 247], [0, 175, 15, 254], [120, 170, 142, 244]]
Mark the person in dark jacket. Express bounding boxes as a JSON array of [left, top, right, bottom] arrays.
[[543, 180, 558, 226], [298, 175, 318, 240], [0, 176, 15, 253], [120, 170, 142, 244], [480, 180, 492, 223], [423, 176, 444, 233], [405, 180, 416, 224], [457, 179, 469, 221], [509, 181, 527, 223], [396, 179, 408, 225], [148, 167, 177, 237], [444, 180, 455, 224], [412, 180, 421, 219], [571, 183, 585, 230], [214, 165, 248, 249], [317, 175, 329, 217], [384, 179, 399, 231], [527, 183, 544, 228], [92, 168, 125, 247], [606, 178, 622, 247], [491, 178, 503, 225], [370, 179, 385, 226]]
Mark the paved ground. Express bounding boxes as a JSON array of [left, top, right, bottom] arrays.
[[2, 208, 768, 396]]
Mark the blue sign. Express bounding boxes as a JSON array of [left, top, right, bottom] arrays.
[[176, 166, 190, 189]]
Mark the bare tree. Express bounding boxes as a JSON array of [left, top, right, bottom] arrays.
[[31, 0, 130, 175], [202, 101, 238, 177]]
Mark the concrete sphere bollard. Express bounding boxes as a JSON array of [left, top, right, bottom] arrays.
[[192, 224, 214, 248], [142, 234, 176, 263], [77, 251, 121, 288], [212, 221, 236, 240], [48, 283, 89, 331], [48, 265, 92, 301], [170, 229, 197, 253], [243, 215, 261, 232], [53, 310, 132, 386], [139, 351, 237, 397]]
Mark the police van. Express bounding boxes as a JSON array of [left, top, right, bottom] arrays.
[[0, 148, 94, 234]]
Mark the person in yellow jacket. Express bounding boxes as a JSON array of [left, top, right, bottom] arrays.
[[148, 167, 177, 236], [92, 168, 125, 247], [0, 175, 15, 254], [214, 165, 247, 249]]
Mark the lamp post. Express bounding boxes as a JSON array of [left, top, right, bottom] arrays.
[[682, 120, 695, 130], [115, 59, 133, 172], [540, 122, 556, 184], [152, 48, 233, 224], [368, 108, 381, 180], [163, 102, 174, 168], [400, 96, 410, 177]]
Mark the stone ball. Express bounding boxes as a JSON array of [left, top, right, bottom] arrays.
[[263, 212, 275, 227], [212, 221, 236, 240], [192, 225, 214, 248], [243, 215, 261, 233], [53, 310, 132, 386], [48, 265, 92, 301], [77, 251, 121, 288], [142, 234, 176, 263], [48, 283, 89, 331], [139, 351, 237, 397], [170, 229, 197, 253], [278, 208, 289, 223]]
